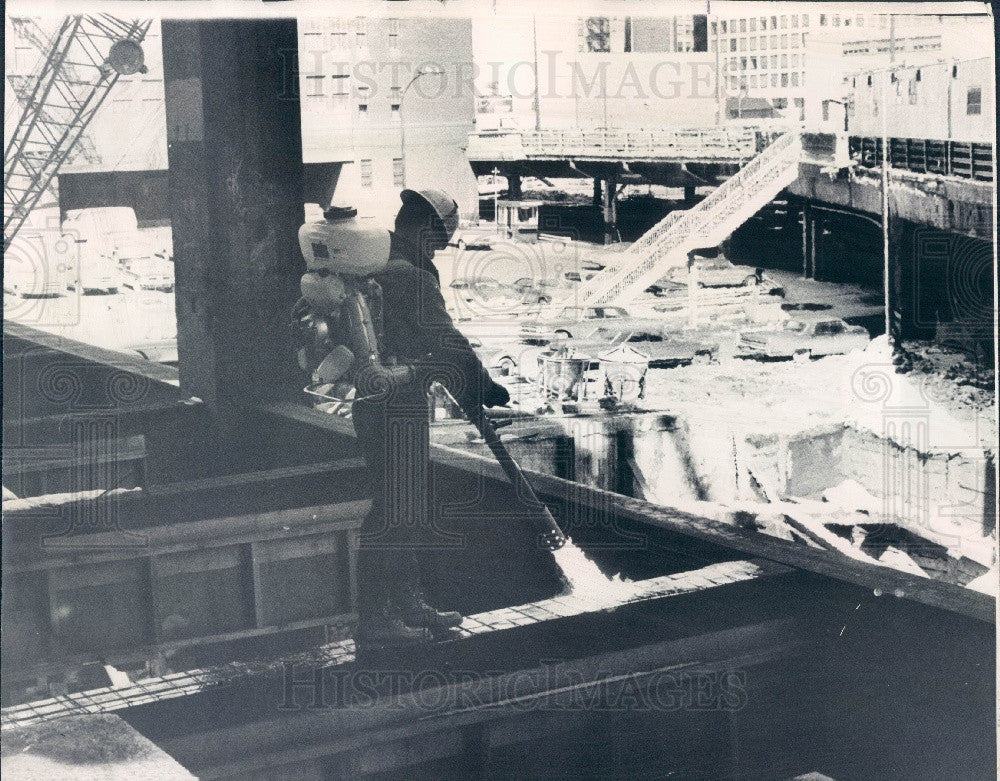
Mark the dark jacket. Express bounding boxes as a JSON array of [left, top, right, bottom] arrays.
[[372, 256, 499, 413]]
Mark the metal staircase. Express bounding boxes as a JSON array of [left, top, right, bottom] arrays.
[[579, 133, 801, 306]]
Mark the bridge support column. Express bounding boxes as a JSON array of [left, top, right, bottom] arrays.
[[801, 201, 816, 279], [508, 173, 523, 200], [593, 178, 602, 206], [162, 19, 305, 420], [887, 216, 904, 344], [602, 174, 618, 245], [684, 186, 696, 203]]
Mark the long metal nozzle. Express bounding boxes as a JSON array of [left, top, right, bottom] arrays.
[[466, 407, 568, 552]]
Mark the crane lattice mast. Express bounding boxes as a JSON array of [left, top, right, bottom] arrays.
[[3, 15, 152, 250]]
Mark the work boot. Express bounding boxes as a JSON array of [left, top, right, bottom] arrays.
[[356, 607, 432, 648], [400, 591, 463, 630]]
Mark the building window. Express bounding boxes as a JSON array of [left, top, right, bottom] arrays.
[[740, 19, 746, 33], [780, 15, 787, 28], [967, 86, 982, 115], [390, 103, 400, 120], [358, 102, 368, 115], [781, 72, 788, 87], [750, 75, 757, 87], [771, 35, 777, 47], [721, 20, 727, 33], [781, 54, 788, 68], [792, 15, 798, 28], [730, 39, 737, 51], [304, 75, 324, 97], [331, 30, 347, 49], [331, 74, 349, 96], [584, 17, 611, 52], [393, 158, 404, 187], [771, 16, 777, 29], [791, 35, 799, 48], [770, 55, 778, 68], [750, 18, 756, 31], [802, 14, 809, 27], [791, 72, 799, 87], [780, 35, 788, 47], [355, 18, 367, 48], [820, 14, 827, 26], [388, 18, 400, 49]]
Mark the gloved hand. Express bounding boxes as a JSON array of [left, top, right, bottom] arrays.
[[483, 381, 510, 408]]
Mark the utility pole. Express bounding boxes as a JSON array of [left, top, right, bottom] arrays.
[[492, 166, 500, 233], [532, 16, 541, 131], [880, 71, 892, 347]]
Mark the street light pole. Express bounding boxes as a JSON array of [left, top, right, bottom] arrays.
[[399, 66, 443, 189], [491, 165, 500, 234], [881, 71, 892, 346]]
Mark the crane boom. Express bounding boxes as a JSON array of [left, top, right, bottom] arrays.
[[3, 15, 152, 251]]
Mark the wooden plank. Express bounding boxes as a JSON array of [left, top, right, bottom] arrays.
[[4, 499, 370, 573], [143, 458, 365, 498], [4, 321, 180, 388], [262, 402, 996, 623], [1, 458, 364, 524], [167, 617, 809, 779]]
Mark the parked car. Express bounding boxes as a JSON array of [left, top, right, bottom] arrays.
[[543, 328, 718, 368], [128, 338, 178, 364], [563, 270, 600, 283], [448, 276, 516, 304], [654, 255, 774, 291], [519, 305, 662, 344], [511, 277, 561, 305], [449, 228, 495, 251], [121, 255, 175, 292], [65, 231, 118, 294], [739, 317, 870, 360]]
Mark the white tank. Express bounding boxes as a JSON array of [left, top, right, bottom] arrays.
[[297, 213, 391, 277]]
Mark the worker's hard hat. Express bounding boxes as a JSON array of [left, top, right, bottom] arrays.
[[400, 189, 459, 240]]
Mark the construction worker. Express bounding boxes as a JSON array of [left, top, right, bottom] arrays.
[[353, 189, 510, 647]]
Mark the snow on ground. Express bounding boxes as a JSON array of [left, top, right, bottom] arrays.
[[641, 338, 995, 455]]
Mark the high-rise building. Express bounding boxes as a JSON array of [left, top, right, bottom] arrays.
[[4, 16, 478, 224], [298, 16, 478, 223], [472, 14, 717, 131], [707, 4, 993, 128]]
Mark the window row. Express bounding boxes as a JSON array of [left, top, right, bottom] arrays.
[[721, 33, 808, 51], [730, 72, 805, 89], [359, 158, 405, 188]]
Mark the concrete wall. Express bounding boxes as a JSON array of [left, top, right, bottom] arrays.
[[790, 163, 993, 242]]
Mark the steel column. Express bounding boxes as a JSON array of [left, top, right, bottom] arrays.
[[161, 19, 305, 416]]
